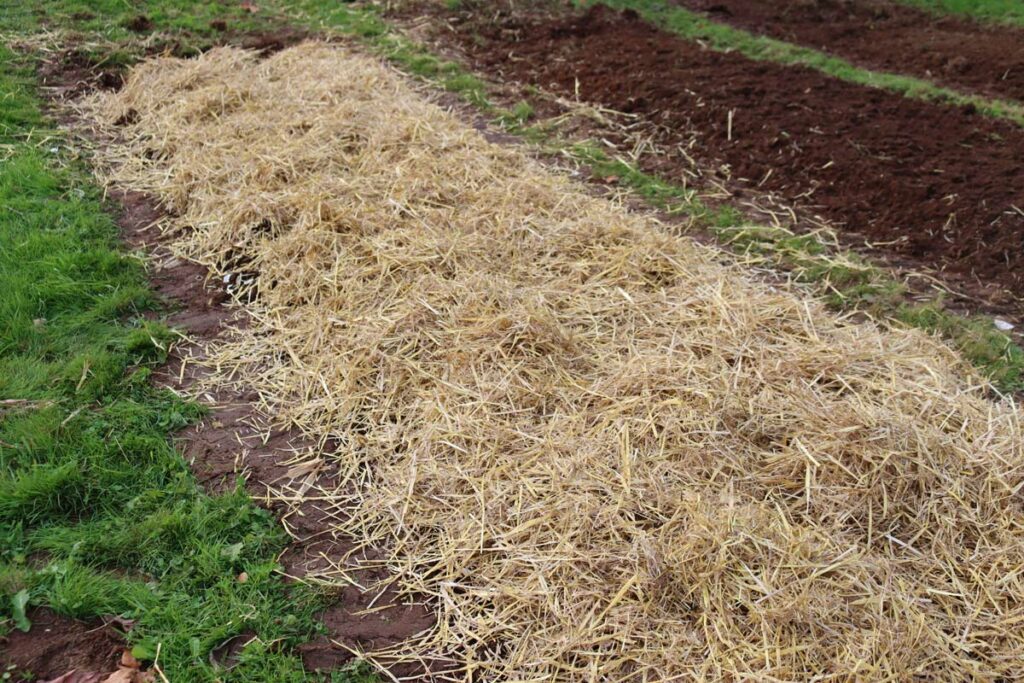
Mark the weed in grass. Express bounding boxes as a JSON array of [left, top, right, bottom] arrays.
[[495, 100, 535, 127], [442, 72, 490, 105]]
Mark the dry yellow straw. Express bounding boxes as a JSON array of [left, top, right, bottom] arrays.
[[84, 43, 1024, 681]]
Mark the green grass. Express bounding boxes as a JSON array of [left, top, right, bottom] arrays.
[[895, 304, 1024, 389], [571, 141, 701, 211], [593, 0, 1024, 124], [0, 10, 375, 683], [897, 0, 1024, 25], [0, 0, 268, 41]]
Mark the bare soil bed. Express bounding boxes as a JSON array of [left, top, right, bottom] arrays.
[[436, 4, 1024, 302], [675, 0, 1024, 101]]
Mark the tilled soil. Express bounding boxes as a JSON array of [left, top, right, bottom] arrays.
[[675, 0, 1024, 102], [437, 4, 1024, 301]]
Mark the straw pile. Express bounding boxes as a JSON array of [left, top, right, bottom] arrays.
[[85, 43, 1024, 681]]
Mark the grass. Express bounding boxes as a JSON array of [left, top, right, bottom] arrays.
[[898, 0, 1024, 25], [0, 7, 376, 683], [593, 0, 1024, 125], [0, 0, 267, 40]]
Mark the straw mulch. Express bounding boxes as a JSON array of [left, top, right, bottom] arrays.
[[84, 43, 1024, 681]]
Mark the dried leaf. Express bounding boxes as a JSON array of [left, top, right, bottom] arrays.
[[119, 650, 141, 669], [100, 668, 135, 683]]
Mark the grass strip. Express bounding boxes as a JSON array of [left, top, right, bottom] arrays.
[[0, 9, 375, 683], [896, 0, 1024, 26], [592, 0, 1024, 124], [283, 1, 1024, 392]]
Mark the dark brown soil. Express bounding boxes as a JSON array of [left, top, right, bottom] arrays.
[[235, 27, 311, 55], [438, 4, 1024, 301], [0, 609, 124, 681], [38, 49, 125, 100], [675, 0, 1024, 102]]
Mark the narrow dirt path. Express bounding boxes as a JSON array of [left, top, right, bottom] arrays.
[[434, 4, 1024, 304], [673, 0, 1024, 102], [116, 190, 436, 679]]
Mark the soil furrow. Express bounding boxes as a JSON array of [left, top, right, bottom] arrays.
[[437, 4, 1024, 301], [672, 0, 1024, 102]]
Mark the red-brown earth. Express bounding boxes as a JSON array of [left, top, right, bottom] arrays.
[[432, 4, 1024, 302], [675, 0, 1024, 102]]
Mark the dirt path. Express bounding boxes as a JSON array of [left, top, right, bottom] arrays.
[[673, 0, 1024, 102], [434, 4, 1024, 303]]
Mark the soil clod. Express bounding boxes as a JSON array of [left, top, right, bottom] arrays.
[[0, 609, 124, 682]]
